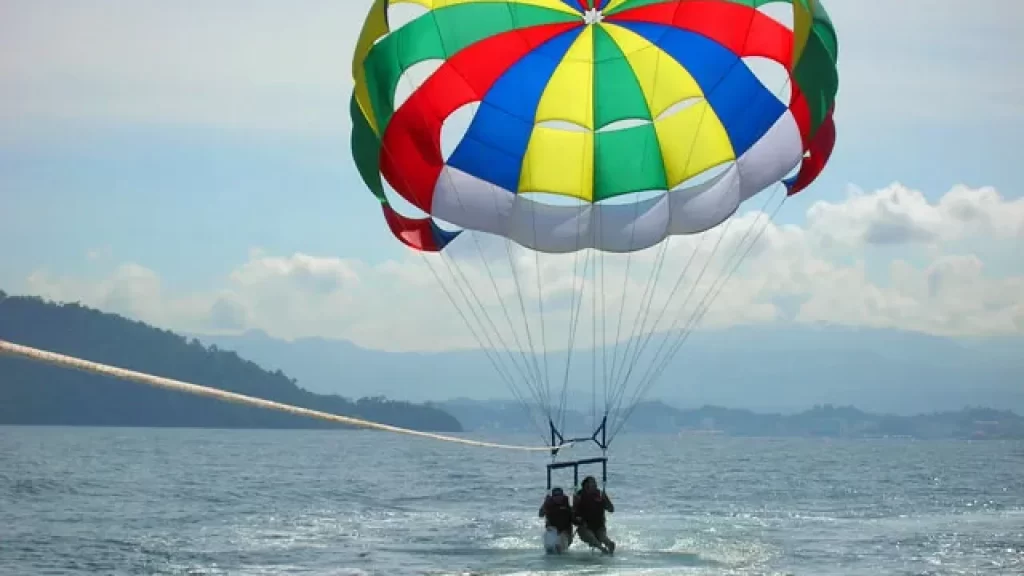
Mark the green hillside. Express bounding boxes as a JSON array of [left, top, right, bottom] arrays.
[[0, 291, 462, 432]]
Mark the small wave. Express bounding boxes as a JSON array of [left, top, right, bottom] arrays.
[[4, 476, 78, 498]]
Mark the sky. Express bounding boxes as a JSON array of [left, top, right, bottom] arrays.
[[1, 0, 1023, 354]]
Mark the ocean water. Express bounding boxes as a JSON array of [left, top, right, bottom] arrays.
[[1, 427, 1022, 576]]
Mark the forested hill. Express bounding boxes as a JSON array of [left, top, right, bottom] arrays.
[[0, 291, 462, 432]]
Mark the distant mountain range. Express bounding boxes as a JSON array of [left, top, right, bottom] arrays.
[[435, 398, 1024, 440], [0, 291, 461, 431], [3, 288, 1021, 439], [192, 324, 1024, 416]]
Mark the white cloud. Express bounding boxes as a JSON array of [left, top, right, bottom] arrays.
[[85, 246, 113, 262], [23, 183, 1024, 352], [806, 184, 1024, 247], [25, 263, 218, 331]]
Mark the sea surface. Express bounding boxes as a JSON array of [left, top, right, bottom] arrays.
[[1, 426, 1022, 575]]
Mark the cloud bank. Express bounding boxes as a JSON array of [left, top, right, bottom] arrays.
[[24, 183, 1024, 352]]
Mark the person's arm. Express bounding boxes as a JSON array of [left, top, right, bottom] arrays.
[[572, 495, 583, 524], [602, 492, 614, 513], [539, 496, 549, 517]]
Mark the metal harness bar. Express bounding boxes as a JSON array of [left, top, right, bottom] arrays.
[[545, 414, 608, 490]]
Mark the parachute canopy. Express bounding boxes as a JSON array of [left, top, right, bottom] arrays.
[[349, 0, 839, 452], [351, 0, 838, 254]]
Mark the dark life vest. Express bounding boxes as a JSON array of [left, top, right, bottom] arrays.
[[575, 490, 608, 529], [543, 493, 573, 531]]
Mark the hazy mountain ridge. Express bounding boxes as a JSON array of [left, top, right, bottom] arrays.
[[192, 324, 1024, 415], [0, 291, 461, 431], [436, 399, 1024, 440]]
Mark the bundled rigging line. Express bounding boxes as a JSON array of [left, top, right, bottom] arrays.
[[608, 188, 788, 441], [413, 185, 789, 454], [0, 339, 564, 452], [407, 72, 798, 456]]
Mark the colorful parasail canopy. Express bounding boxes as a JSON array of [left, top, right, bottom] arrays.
[[350, 0, 839, 254]]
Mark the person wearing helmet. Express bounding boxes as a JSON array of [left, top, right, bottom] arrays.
[[539, 486, 574, 553], [573, 476, 615, 554]]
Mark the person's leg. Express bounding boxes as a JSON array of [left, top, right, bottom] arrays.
[[595, 527, 615, 554], [557, 530, 571, 552], [576, 526, 602, 550], [543, 527, 561, 553]]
